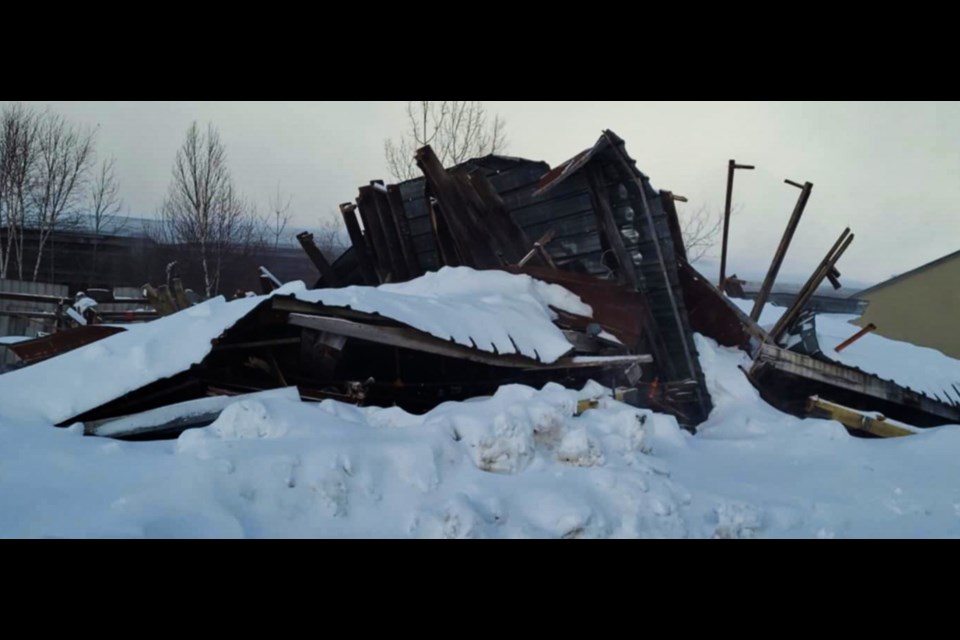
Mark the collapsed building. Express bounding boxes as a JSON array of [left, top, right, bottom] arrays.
[[2, 130, 959, 440]]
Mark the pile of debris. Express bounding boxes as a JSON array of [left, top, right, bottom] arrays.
[[2, 129, 959, 441]]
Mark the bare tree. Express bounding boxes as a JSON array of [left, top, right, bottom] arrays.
[[677, 204, 741, 264], [88, 156, 125, 284], [267, 183, 292, 249], [160, 122, 264, 297], [28, 111, 95, 281], [384, 101, 508, 181], [0, 103, 39, 280]]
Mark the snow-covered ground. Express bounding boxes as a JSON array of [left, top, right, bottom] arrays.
[[3, 315, 960, 537]]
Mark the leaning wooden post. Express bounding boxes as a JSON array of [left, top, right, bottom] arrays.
[[750, 179, 813, 322], [719, 160, 755, 288]]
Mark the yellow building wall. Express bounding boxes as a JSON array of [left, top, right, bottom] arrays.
[[854, 256, 960, 358]]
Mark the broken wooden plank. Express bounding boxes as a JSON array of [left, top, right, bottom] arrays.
[[427, 196, 461, 267], [369, 182, 410, 282], [769, 228, 853, 343], [750, 180, 813, 321], [296, 231, 340, 288], [464, 168, 531, 264], [356, 186, 395, 281], [806, 396, 919, 438], [339, 202, 379, 285], [415, 146, 501, 269], [386, 185, 423, 278]]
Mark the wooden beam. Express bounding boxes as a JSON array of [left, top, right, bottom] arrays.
[[356, 186, 394, 281], [369, 182, 409, 282], [339, 202, 379, 285], [769, 229, 853, 343], [584, 163, 638, 288], [296, 231, 340, 288], [386, 185, 423, 278], [806, 396, 918, 438], [750, 180, 813, 321]]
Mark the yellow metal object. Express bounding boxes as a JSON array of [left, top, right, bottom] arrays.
[[576, 399, 600, 416], [805, 396, 917, 438]]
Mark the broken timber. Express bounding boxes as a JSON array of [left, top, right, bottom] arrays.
[[806, 396, 918, 438]]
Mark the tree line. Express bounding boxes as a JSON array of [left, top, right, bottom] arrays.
[[0, 103, 121, 282], [0, 103, 345, 297]]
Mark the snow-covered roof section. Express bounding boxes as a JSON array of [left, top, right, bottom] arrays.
[[0, 268, 590, 426], [0, 289, 278, 425], [730, 298, 960, 401], [291, 267, 591, 362]]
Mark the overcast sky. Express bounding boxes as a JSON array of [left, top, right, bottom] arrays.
[[20, 101, 960, 287]]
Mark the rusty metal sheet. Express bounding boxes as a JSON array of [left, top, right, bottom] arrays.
[[533, 135, 611, 197], [506, 265, 646, 349], [6, 324, 127, 366], [678, 262, 760, 350]]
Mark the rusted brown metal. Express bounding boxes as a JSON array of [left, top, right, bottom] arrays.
[[834, 323, 877, 353], [719, 160, 755, 288], [750, 179, 813, 322], [506, 264, 649, 350], [5, 324, 126, 366], [678, 262, 766, 350]]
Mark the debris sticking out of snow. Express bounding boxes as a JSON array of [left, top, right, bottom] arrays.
[[0, 269, 588, 425], [729, 297, 960, 401], [0, 292, 273, 425]]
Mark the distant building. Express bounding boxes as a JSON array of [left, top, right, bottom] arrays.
[[852, 250, 960, 358], [0, 215, 333, 295], [732, 278, 867, 315]]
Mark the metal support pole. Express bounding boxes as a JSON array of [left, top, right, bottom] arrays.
[[750, 179, 813, 321], [719, 160, 755, 287]]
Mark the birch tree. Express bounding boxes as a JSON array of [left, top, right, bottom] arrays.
[[29, 111, 95, 281], [0, 104, 38, 280], [88, 156, 124, 283], [160, 122, 263, 297]]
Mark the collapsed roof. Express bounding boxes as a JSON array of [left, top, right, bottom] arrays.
[[2, 129, 959, 441]]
